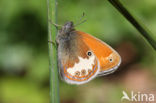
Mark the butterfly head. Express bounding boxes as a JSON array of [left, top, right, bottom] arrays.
[[59, 21, 75, 35]]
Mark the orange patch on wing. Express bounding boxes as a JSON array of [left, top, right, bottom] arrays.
[[77, 31, 112, 57], [99, 52, 120, 71], [76, 31, 120, 71]]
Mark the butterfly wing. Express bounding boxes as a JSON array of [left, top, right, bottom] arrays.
[[76, 31, 121, 76], [57, 31, 100, 85]]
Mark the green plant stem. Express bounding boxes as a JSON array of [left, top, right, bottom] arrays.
[[47, 0, 59, 103], [108, 0, 156, 50]]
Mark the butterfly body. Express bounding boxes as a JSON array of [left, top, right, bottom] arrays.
[[56, 21, 121, 85]]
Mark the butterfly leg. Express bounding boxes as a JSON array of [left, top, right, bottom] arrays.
[[48, 19, 62, 29], [48, 40, 57, 47]]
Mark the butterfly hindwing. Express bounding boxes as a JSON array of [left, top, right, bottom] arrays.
[[57, 31, 100, 85]]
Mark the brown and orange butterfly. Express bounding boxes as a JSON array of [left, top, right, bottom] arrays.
[[56, 21, 121, 85]]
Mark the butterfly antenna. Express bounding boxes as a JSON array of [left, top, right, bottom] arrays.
[[74, 19, 87, 27], [78, 12, 85, 22], [74, 12, 87, 27]]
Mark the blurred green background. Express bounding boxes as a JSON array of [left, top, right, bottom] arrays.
[[0, 0, 156, 103]]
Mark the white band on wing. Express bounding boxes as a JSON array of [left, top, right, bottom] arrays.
[[67, 54, 95, 76]]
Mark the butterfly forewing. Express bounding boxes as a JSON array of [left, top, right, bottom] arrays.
[[76, 31, 121, 76]]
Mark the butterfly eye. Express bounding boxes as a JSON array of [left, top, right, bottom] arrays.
[[87, 51, 92, 56]]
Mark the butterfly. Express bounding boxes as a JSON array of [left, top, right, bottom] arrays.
[[56, 21, 121, 85]]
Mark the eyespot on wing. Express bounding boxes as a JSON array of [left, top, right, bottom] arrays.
[[76, 31, 121, 75]]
